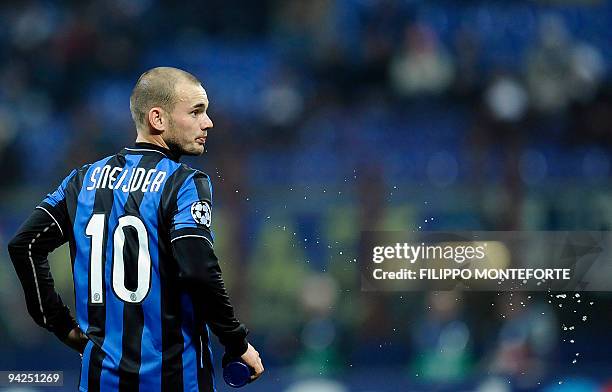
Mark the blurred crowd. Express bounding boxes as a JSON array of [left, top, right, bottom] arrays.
[[1, 0, 612, 188], [1, 0, 612, 390]]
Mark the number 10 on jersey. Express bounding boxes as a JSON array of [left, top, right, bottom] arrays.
[[85, 214, 152, 304]]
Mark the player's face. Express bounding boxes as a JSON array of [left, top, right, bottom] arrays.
[[165, 81, 213, 156]]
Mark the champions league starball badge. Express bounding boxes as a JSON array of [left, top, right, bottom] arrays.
[[190, 200, 212, 227]]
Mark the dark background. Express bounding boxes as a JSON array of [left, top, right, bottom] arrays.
[[1, 0, 612, 391]]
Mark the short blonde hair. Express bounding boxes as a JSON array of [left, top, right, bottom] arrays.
[[130, 67, 200, 130]]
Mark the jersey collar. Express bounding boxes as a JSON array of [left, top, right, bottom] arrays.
[[124, 142, 182, 162]]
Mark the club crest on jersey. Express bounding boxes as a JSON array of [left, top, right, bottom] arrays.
[[191, 200, 211, 227]]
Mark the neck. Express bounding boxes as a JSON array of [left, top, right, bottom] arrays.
[[134, 133, 183, 162], [135, 134, 170, 150]]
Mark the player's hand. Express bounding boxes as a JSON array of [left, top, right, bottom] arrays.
[[63, 327, 89, 354], [241, 343, 264, 381]]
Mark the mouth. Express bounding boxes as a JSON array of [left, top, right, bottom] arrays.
[[196, 137, 207, 144]]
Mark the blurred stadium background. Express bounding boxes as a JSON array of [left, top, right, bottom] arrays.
[[1, 0, 612, 391]]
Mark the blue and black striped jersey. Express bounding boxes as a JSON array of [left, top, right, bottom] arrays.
[[8, 142, 248, 392]]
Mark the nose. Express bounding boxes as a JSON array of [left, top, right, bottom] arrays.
[[202, 113, 213, 130]]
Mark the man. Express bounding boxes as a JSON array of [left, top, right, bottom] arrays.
[[7, 67, 264, 391]]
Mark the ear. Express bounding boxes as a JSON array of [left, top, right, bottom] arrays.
[[148, 107, 167, 134]]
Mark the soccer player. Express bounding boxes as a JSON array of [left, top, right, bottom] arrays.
[[7, 67, 264, 391]]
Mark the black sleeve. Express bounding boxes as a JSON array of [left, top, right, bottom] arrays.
[[171, 235, 249, 357], [7, 208, 78, 341]]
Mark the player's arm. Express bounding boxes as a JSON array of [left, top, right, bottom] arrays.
[[169, 171, 263, 379], [7, 207, 78, 341], [172, 237, 264, 380], [172, 236, 249, 355], [7, 169, 86, 352]]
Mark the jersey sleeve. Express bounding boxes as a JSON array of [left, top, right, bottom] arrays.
[[169, 170, 215, 246], [169, 171, 249, 356], [36, 168, 78, 240], [171, 237, 249, 356], [8, 206, 78, 341]]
